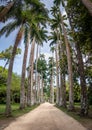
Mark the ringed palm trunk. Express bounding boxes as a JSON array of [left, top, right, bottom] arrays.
[[55, 45, 59, 105], [5, 26, 24, 116], [75, 42, 88, 116], [20, 32, 30, 109], [50, 70, 54, 103], [37, 73, 40, 103], [81, 0, 92, 16], [27, 37, 35, 106], [0, 1, 14, 21], [38, 74, 41, 103], [58, 43, 66, 107], [35, 44, 39, 103], [41, 74, 44, 103], [60, 11, 74, 110]]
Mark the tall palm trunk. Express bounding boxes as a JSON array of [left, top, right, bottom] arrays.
[[41, 74, 44, 103], [58, 44, 62, 106], [38, 74, 41, 103], [81, 0, 92, 16], [50, 74, 54, 103], [5, 26, 23, 116], [27, 37, 35, 106], [20, 32, 30, 109], [59, 42, 66, 107], [35, 44, 39, 103], [37, 73, 40, 103], [50, 66, 54, 104], [60, 11, 74, 110], [0, 1, 14, 21], [75, 42, 88, 116], [55, 45, 59, 105]]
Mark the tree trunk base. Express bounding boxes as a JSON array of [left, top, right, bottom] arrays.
[[68, 105, 75, 111], [80, 108, 88, 116]]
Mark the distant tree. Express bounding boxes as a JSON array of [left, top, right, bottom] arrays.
[[0, 46, 21, 73], [37, 54, 47, 102]]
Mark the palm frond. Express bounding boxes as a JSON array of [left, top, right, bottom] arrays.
[[0, 20, 20, 37], [6, 21, 20, 37]]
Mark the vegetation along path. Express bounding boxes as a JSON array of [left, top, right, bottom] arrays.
[[2, 102, 87, 130]]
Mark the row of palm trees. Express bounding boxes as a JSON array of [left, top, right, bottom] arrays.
[[0, 0, 92, 117], [48, 0, 92, 116], [0, 0, 49, 116]]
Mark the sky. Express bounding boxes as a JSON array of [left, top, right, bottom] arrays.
[[0, 0, 54, 75]]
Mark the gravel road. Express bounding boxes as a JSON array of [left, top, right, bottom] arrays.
[[3, 102, 87, 130]]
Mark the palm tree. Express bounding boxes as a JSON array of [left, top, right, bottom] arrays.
[[48, 57, 55, 103], [27, 26, 48, 106], [5, 26, 24, 116], [26, 1, 48, 105], [50, 7, 67, 107], [53, 1, 74, 110], [35, 29, 48, 103], [20, 27, 30, 109], [60, 16, 74, 109], [0, 7, 30, 116], [37, 54, 47, 103], [0, 0, 48, 115], [50, 46, 55, 103], [62, 0, 89, 115], [49, 32, 60, 105]]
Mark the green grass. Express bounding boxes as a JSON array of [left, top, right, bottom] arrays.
[[56, 105, 81, 121], [0, 103, 39, 119], [56, 103, 92, 130]]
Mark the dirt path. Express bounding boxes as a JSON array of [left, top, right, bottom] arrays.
[[2, 102, 87, 130]]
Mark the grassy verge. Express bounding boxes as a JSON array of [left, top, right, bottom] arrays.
[[56, 103, 92, 130], [0, 103, 39, 119]]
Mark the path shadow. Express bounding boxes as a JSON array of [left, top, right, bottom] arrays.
[[0, 115, 16, 130]]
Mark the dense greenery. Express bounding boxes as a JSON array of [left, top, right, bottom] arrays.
[[0, 66, 21, 104]]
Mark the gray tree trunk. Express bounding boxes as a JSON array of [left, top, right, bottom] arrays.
[[75, 42, 88, 116], [27, 37, 35, 106], [20, 32, 30, 109], [60, 11, 74, 110], [5, 26, 23, 116], [55, 44, 59, 105]]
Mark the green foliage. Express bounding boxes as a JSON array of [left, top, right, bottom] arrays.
[[0, 46, 21, 60], [74, 83, 80, 102], [88, 86, 92, 105], [0, 46, 21, 71], [43, 86, 50, 101], [66, 81, 80, 102], [37, 54, 47, 79], [0, 66, 21, 104]]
